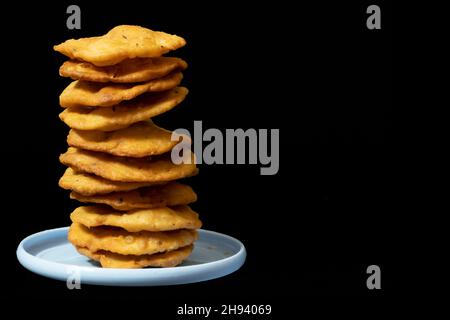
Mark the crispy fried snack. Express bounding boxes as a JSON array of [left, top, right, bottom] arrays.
[[59, 57, 187, 83], [59, 167, 159, 195], [59, 87, 188, 131], [70, 205, 202, 232], [67, 121, 176, 158], [70, 182, 197, 210], [54, 25, 186, 66], [60, 72, 182, 108], [68, 222, 198, 255], [59, 147, 197, 183], [76, 244, 193, 268]]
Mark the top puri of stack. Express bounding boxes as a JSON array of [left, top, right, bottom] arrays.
[[54, 25, 186, 67]]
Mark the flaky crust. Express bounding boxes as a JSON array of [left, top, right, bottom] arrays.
[[70, 205, 201, 232], [76, 244, 193, 268], [59, 147, 197, 183], [70, 182, 197, 210], [67, 121, 177, 158], [59, 87, 188, 131], [60, 72, 182, 108], [68, 222, 198, 255], [54, 25, 186, 66], [59, 167, 159, 196], [59, 57, 187, 83]]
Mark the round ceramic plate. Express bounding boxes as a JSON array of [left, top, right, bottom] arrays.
[[17, 227, 246, 286]]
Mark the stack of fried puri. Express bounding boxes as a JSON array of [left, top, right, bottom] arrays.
[[54, 25, 201, 268]]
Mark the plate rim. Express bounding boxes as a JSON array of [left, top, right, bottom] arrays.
[[17, 226, 246, 285]]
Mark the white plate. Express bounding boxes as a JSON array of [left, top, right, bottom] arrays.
[[17, 227, 246, 286]]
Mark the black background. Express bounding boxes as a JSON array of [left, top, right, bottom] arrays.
[[3, 0, 392, 312]]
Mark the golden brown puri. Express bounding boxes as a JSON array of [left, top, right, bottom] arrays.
[[76, 244, 193, 268], [59, 57, 187, 83], [68, 222, 198, 255], [67, 121, 177, 158], [70, 182, 197, 211], [54, 25, 186, 66], [70, 205, 202, 232], [59, 147, 198, 183], [59, 72, 182, 108], [59, 87, 188, 131], [59, 167, 161, 196]]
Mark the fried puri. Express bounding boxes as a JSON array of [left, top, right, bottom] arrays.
[[54, 25, 186, 66], [67, 121, 177, 158], [76, 244, 193, 268], [68, 222, 198, 255], [59, 87, 188, 131], [70, 205, 201, 232], [59, 57, 187, 83], [70, 182, 197, 210], [56, 25, 200, 269], [60, 72, 182, 108], [59, 167, 160, 195], [59, 147, 197, 183]]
